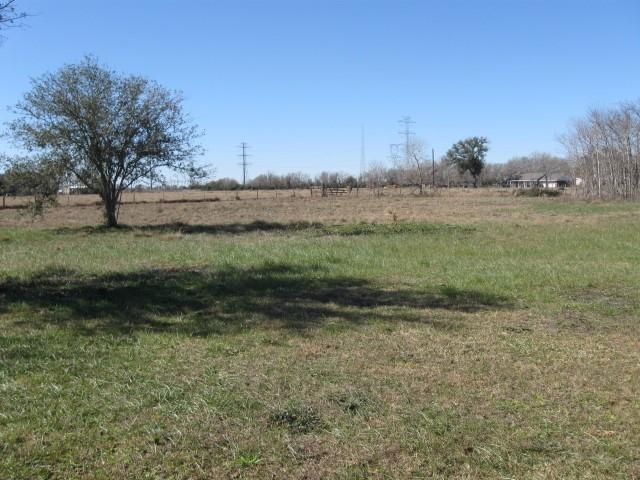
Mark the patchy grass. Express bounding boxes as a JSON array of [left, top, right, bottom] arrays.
[[321, 221, 474, 236], [270, 404, 326, 434], [1, 194, 639, 478], [532, 199, 640, 216]]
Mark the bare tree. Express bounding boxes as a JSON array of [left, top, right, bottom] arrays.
[[409, 139, 428, 193], [502, 153, 571, 177], [314, 171, 351, 188], [284, 171, 311, 189], [499, 152, 573, 187], [391, 138, 429, 192], [7, 56, 204, 226], [364, 161, 387, 196], [0, 1, 27, 38], [561, 100, 640, 199]]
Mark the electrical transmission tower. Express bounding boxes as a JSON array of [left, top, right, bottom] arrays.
[[237, 142, 251, 187], [389, 144, 402, 165], [398, 116, 415, 163]]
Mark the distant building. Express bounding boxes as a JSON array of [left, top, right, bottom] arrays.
[[59, 184, 91, 195], [508, 172, 572, 189]]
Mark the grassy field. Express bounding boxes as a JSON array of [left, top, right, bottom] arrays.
[[1, 191, 639, 479]]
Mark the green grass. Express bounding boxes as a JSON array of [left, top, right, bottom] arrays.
[[532, 199, 640, 215], [1, 218, 639, 478]]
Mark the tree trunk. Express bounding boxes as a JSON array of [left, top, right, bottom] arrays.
[[104, 203, 118, 227], [102, 191, 119, 227]]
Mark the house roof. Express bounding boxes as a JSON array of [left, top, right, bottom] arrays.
[[546, 174, 572, 182], [516, 172, 545, 181]]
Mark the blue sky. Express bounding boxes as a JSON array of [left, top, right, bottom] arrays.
[[1, 0, 638, 181]]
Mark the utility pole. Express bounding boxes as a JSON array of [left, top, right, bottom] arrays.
[[237, 142, 251, 187], [432, 148, 435, 188], [360, 125, 366, 185], [398, 116, 415, 164]]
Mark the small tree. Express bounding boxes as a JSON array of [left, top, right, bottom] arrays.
[[365, 161, 387, 196], [408, 138, 429, 193], [444, 137, 489, 187], [1, 157, 62, 214], [8, 56, 203, 226]]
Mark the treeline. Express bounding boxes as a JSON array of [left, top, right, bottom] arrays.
[[562, 100, 640, 199], [486, 154, 573, 185], [364, 153, 571, 189], [2, 152, 572, 197], [196, 153, 571, 192], [0, 157, 61, 198], [199, 171, 358, 190]]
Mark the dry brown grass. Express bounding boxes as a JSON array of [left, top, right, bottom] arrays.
[[3, 186, 389, 208], [1, 187, 620, 230]]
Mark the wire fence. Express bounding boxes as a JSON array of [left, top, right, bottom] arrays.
[[1, 185, 529, 209], [0, 187, 371, 208]]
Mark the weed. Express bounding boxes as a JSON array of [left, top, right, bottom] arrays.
[[233, 453, 263, 467], [330, 391, 376, 416], [270, 404, 325, 434]]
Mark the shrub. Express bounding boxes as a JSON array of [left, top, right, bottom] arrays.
[[514, 187, 562, 197]]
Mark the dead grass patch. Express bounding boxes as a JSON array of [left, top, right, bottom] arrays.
[[2, 188, 625, 230]]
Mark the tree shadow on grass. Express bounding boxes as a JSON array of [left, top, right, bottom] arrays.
[[53, 221, 325, 236], [52, 220, 474, 237], [0, 263, 512, 336]]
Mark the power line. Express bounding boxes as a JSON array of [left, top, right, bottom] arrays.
[[389, 144, 402, 164], [398, 116, 415, 163], [237, 142, 251, 187]]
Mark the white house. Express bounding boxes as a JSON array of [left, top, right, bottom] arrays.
[[508, 172, 572, 189]]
